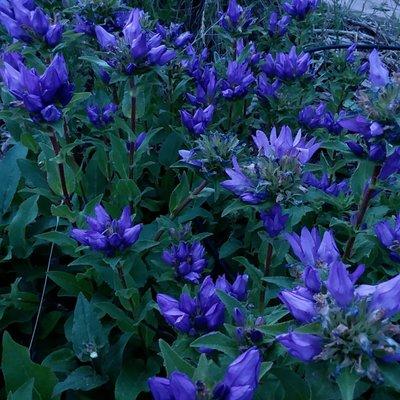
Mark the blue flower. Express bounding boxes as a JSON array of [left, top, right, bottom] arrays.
[[87, 103, 118, 128], [162, 241, 207, 283], [277, 332, 323, 361], [369, 49, 390, 87], [326, 260, 354, 308], [303, 172, 349, 197], [221, 61, 255, 100], [279, 287, 317, 323], [71, 205, 142, 256], [148, 371, 196, 400], [268, 12, 291, 37], [180, 105, 214, 136], [375, 215, 400, 262], [283, 0, 319, 19], [260, 204, 288, 238]]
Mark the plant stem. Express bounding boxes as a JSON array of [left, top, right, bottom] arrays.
[[154, 179, 208, 242], [49, 130, 72, 210], [343, 164, 381, 259], [259, 242, 273, 313], [130, 76, 136, 135]]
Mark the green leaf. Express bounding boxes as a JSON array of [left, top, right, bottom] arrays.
[[190, 332, 237, 356], [110, 134, 129, 179], [380, 363, 400, 392], [169, 172, 190, 213], [272, 368, 311, 400], [158, 339, 195, 377], [336, 368, 360, 400], [350, 160, 374, 199], [7, 195, 39, 257], [71, 293, 109, 362], [0, 143, 27, 215], [53, 366, 107, 396], [2, 332, 57, 400], [47, 271, 92, 297], [7, 379, 34, 400]]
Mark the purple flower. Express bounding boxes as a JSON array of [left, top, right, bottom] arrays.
[[180, 105, 214, 136], [369, 49, 390, 87], [235, 39, 260, 65], [181, 45, 208, 79], [279, 288, 317, 323], [326, 260, 354, 308], [174, 31, 193, 47], [95, 25, 117, 50], [186, 66, 218, 106], [0, 2, 62, 46], [277, 332, 323, 361], [375, 216, 400, 262], [148, 371, 196, 400], [221, 61, 255, 100], [219, 0, 254, 31], [346, 43, 357, 63], [285, 227, 340, 269], [260, 204, 288, 238], [71, 205, 142, 256], [221, 157, 267, 204], [283, 0, 318, 19], [215, 274, 249, 301], [262, 47, 310, 80], [298, 103, 342, 134], [1, 53, 74, 123], [268, 12, 291, 37], [303, 266, 321, 293], [256, 73, 281, 100], [212, 347, 261, 399], [87, 103, 118, 127], [380, 148, 400, 180], [157, 276, 226, 335], [303, 172, 349, 197], [253, 126, 320, 164], [369, 275, 400, 317], [339, 115, 383, 139], [162, 241, 207, 283]]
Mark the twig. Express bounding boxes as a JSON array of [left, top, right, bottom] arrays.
[[49, 130, 72, 210], [343, 164, 381, 259], [304, 43, 400, 53], [29, 216, 60, 354]]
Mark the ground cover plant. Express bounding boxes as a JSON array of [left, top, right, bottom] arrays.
[[1, 0, 400, 399]]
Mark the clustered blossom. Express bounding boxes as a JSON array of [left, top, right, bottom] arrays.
[[268, 12, 291, 37], [303, 172, 349, 197], [234, 309, 265, 345], [283, 0, 319, 19], [299, 103, 343, 134], [221, 60, 255, 100], [375, 214, 400, 262], [157, 274, 248, 335], [148, 347, 261, 399], [94, 8, 175, 75], [221, 126, 320, 204], [1, 53, 74, 123], [155, 21, 193, 48], [256, 73, 281, 100], [219, 0, 255, 32], [262, 46, 311, 80], [87, 103, 118, 127], [186, 66, 219, 107], [277, 259, 400, 382], [260, 204, 289, 238], [162, 241, 207, 283], [0, 0, 63, 46], [71, 205, 142, 256], [180, 105, 215, 136]]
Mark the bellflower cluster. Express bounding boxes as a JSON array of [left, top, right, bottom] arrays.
[[157, 274, 248, 335], [234, 309, 265, 345], [221, 127, 319, 204], [0, 53, 74, 123], [94, 9, 176, 75], [278, 261, 400, 382], [87, 103, 118, 128], [0, 0, 63, 46], [375, 214, 400, 262], [182, 45, 209, 80], [268, 12, 291, 37], [256, 73, 281, 100], [260, 204, 289, 238], [221, 60, 255, 100], [262, 47, 311, 80], [218, 0, 255, 32], [186, 66, 219, 107], [155, 22, 193, 48], [71, 205, 143, 257], [299, 103, 343, 134], [303, 172, 349, 197], [180, 105, 215, 136], [235, 39, 261, 66], [283, 0, 319, 20], [179, 131, 245, 175], [148, 347, 261, 399], [162, 241, 207, 283]]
